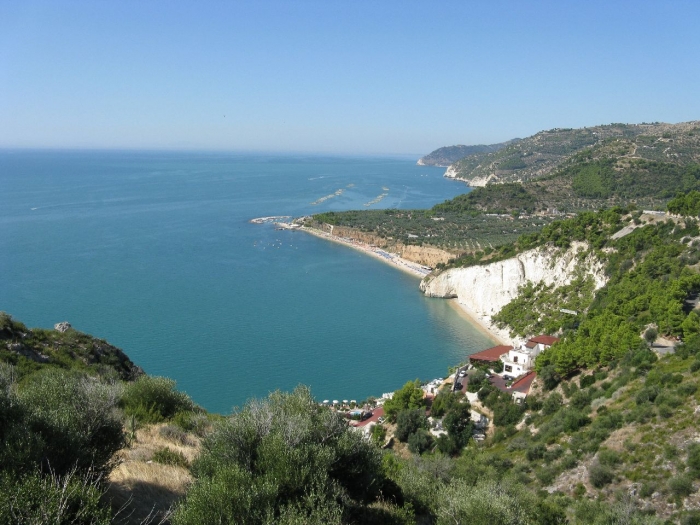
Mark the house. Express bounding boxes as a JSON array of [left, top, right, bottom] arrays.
[[501, 335, 559, 375]]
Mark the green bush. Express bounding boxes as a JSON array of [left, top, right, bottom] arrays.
[[16, 369, 124, 478], [407, 429, 434, 455], [120, 376, 195, 423], [542, 393, 563, 415], [668, 474, 695, 498], [597, 448, 621, 467], [370, 424, 387, 445], [526, 444, 546, 462], [0, 469, 111, 525], [687, 443, 700, 474], [174, 387, 384, 524], [588, 462, 614, 488], [152, 447, 189, 468]]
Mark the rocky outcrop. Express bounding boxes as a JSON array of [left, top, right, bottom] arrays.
[[420, 243, 606, 335], [54, 321, 72, 332], [444, 165, 492, 187]]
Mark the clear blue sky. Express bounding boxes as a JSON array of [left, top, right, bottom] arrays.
[[1, 1, 699, 155]]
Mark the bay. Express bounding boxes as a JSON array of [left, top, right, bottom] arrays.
[[0, 150, 493, 414]]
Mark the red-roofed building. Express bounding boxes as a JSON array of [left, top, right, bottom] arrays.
[[469, 345, 513, 364], [501, 335, 560, 375], [528, 335, 560, 347]]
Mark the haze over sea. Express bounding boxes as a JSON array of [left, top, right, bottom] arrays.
[[0, 150, 493, 413]]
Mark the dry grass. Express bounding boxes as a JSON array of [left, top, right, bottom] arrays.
[[104, 423, 201, 525]]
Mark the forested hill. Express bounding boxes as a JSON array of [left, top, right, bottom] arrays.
[[447, 120, 700, 185], [417, 139, 517, 167]]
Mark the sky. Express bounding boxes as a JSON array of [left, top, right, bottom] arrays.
[[1, 1, 699, 156]]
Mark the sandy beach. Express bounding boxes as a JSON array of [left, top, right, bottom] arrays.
[[298, 225, 430, 279], [447, 298, 511, 346]]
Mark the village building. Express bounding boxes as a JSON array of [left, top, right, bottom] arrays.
[[501, 335, 559, 374], [468, 345, 514, 366]]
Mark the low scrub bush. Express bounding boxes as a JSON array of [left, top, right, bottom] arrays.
[[0, 469, 110, 525], [668, 474, 695, 498], [588, 462, 614, 488], [152, 447, 189, 468], [121, 376, 195, 423]]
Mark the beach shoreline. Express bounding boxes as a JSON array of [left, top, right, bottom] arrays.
[[447, 298, 510, 346], [294, 223, 511, 346], [297, 225, 430, 279]]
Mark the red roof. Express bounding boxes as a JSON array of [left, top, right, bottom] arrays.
[[528, 335, 559, 346], [511, 371, 536, 394], [469, 345, 513, 362]]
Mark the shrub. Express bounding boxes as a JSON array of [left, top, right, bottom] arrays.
[[677, 383, 698, 397], [687, 443, 700, 473], [690, 360, 700, 373], [580, 375, 595, 389], [526, 444, 546, 462], [159, 425, 196, 447], [535, 467, 556, 485], [121, 376, 195, 423], [16, 369, 124, 478], [175, 387, 384, 524], [0, 469, 111, 525], [543, 446, 564, 463], [668, 474, 695, 498], [370, 424, 387, 445], [152, 447, 189, 468], [407, 429, 434, 455], [635, 386, 660, 405], [639, 482, 657, 498], [542, 393, 563, 415], [560, 454, 578, 470], [588, 462, 614, 488], [597, 448, 621, 467], [570, 390, 592, 410]]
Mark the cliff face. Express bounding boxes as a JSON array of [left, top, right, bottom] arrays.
[[444, 165, 492, 187], [420, 244, 606, 333], [319, 224, 456, 267]]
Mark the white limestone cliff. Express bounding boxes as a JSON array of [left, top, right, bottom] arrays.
[[420, 243, 607, 341], [443, 165, 492, 187]]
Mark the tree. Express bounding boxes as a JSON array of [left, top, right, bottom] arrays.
[[443, 403, 473, 449], [383, 380, 425, 422], [395, 409, 428, 442]]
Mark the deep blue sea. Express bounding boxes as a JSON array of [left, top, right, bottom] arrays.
[[0, 150, 493, 414]]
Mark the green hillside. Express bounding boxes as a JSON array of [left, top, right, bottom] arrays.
[[448, 121, 700, 185], [417, 139, 518, 167]]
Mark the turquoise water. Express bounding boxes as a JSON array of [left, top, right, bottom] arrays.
[[0, 150, 493, 414]]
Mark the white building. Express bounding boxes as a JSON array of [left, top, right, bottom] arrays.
[[501, 335, 559, 375]]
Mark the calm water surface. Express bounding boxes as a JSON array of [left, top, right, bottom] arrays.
[[0, 150, 493, 413]]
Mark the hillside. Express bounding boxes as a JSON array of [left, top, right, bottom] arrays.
[[446, 120, 700, 186], [0, 313, 143, 380], [6, 205, 700, 522], [309, 121, 700, 268], [417, 140, 518, 167]]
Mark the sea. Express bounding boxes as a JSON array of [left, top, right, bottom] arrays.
[[0, 150, 494, 414]]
